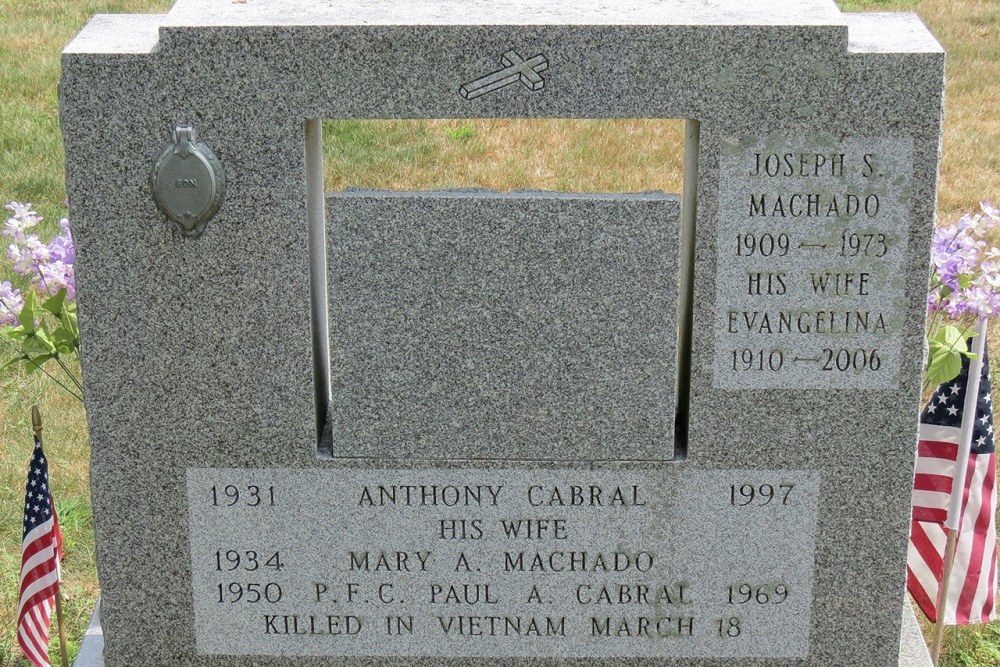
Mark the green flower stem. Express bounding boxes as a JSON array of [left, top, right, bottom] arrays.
[[52, 354, 84, 392], [0, 337, 82, 400]]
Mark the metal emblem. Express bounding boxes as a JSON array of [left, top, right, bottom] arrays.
[[151, 124, 226, 237]]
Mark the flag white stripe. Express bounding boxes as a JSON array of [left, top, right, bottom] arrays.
[[16, 628, 47, 667], [936, 452, 996, 624], [946, 461, 982, 622], [23, 600, 51, 638], [911, 489, 951, 511], [983, 483, 998, 621], [962, 455, 996, 621], [914, 457, 956, 474], [918, 423, 963, 444], [19, 611, 50, 667]]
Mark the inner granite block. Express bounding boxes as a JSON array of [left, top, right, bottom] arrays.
[[326, 190, 679, 461]]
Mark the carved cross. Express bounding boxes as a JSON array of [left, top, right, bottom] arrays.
[[460, 49, 549, 100]]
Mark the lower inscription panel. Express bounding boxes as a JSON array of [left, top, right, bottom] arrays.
[[186, 468, 819, 658]]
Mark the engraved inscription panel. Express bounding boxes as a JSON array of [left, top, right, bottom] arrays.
[[187, 468, 819, 658], [713, 136, 914, 389]]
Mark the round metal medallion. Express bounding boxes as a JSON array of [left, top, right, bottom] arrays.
[[150, 124, 226, 237]]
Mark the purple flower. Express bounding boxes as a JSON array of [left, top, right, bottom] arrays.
[[0, 280, 24, 326], [929, 201, 1000, 319], [1, 202, 76, 303], [37, 261, 75, 300], [3, 202, 41, 241]]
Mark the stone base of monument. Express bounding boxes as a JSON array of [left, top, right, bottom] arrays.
[[72, 597, 932, 667], [72, 598, 103, 667]]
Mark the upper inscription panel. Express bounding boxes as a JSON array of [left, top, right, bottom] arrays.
[[713, 136, 914, 390], [327, 191, 678, 461]]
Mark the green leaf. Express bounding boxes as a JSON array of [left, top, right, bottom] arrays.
[[53, 326, 78, 354], [24, 354, 54, 375], [22, 325, 56, 355], [2, 325, 26, 341], [941, 325, 964, 348], [60, 309, 79, 347], [957, 274, 973, 289], [2, 355, 28, 370], [42, 288, 67, 317], [927, 344, 964, 386], [18, 292, 36, 333], [926, 325, 975, 386]]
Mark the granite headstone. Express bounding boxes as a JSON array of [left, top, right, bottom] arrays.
[[60, 0, 943, 665]]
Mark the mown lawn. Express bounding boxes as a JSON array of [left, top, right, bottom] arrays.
[[0, 0, 997, 664]]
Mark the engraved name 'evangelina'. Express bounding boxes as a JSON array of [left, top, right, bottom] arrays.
[[727, 310, 888, 335]]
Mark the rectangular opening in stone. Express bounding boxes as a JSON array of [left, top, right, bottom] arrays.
[[312, 120, 693, 462]]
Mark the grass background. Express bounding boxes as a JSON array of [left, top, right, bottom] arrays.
[[0, 0, 997, 664]]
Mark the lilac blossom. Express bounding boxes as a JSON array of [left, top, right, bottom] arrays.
[[2, 202, 75, 299], [0, 280, 24, 326], [928, 201, 1000, 319]]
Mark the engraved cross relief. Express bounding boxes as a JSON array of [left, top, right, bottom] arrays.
[[460, 49, 549, 100]]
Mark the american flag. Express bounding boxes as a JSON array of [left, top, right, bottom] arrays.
[[16, 434, 62, 667], [907, 344, 997, 624]]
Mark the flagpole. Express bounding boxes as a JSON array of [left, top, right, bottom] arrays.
[[930, 317, 989, 665], [32, 406, 69, 667]]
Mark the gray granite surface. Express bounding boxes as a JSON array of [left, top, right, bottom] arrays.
[[162, 0, 843, 26], [712, 136, 914, 389], [60, 0, 944, 664], [326, 190, 678, 461], [73, 599, 104, 667]]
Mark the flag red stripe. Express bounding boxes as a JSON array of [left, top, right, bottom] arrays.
[[987, 512, 998, 621], [18, 607, 51, 667], [912, 506, 948, 524], [911, 522, 945, 577], [913, 507, 948, 524], [20, 529, 56, 563], [917, 438, 959, 460], [913, 473, 956, 493], [908, 565, 938, 622]]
